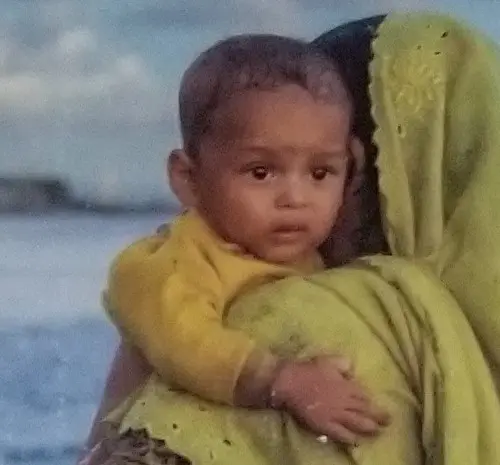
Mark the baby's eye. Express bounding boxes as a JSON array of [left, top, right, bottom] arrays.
[[311, 167, 336, 181], [250, 166, 271, 181]]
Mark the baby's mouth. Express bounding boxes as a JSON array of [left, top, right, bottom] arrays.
[[271, 225, 307, 241]]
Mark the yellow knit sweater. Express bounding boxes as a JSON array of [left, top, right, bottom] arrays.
[[104, 210, 322, 404]]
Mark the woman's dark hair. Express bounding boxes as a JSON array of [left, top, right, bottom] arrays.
[[313, 16, 389, 264]]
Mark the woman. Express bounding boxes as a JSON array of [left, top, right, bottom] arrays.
[[81, 12, 500, 465]]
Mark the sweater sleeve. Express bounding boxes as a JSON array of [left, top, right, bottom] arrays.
[[104, 233, 257, 405]]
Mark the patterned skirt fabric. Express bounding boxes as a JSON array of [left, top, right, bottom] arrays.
[[79, 423, 191, 465]]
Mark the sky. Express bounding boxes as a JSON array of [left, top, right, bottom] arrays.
[[1, 0, 499, 206]]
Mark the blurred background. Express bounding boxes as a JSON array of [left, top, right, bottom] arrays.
[[1, 1, 498, 464]]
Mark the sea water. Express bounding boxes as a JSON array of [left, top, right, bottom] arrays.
[[0, 212, 166, 465]]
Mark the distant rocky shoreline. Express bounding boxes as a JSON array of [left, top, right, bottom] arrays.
[[0, 177, 178, 214]]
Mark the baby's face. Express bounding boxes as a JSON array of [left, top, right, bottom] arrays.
[[192, 84, 350, 265]]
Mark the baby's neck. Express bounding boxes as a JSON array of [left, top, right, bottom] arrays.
[[224, 241, 323, 273]]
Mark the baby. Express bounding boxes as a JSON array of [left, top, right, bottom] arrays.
[[104, 34, 389, 445]]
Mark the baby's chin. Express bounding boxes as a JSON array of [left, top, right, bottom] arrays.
[[252, 244, 315, 267]]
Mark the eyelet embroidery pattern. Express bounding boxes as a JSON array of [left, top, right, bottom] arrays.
[[383, 44, 445, 137]]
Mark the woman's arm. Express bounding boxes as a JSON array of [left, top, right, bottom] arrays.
[[81, 338, 152, 454]]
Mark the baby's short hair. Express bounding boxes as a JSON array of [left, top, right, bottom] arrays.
[[179, 34, 352, 157]]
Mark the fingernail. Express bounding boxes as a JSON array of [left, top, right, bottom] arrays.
[[365, 420, 377, 430]]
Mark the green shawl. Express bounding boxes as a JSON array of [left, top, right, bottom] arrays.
[[113, 12, 500, 465]]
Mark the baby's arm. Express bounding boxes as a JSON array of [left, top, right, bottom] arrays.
[[105, 234, 265, 405]]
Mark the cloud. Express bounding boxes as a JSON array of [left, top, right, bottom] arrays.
[[0, 27, 172, 127], [118, 0, 304, 35], [0, 1, 180, 204]]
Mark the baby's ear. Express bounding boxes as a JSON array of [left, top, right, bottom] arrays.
[[349, 136, 365, 176], [167, 149, 197, 208], [319, 136, 366, 267], [344, 136, 365, 196]]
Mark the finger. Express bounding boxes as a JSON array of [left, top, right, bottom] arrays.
[[346, 387, 391, 427], [369, 406, 391, 426], [339, 411, 381, 436], [321, 421, 358, 445], [347, 401, 391, 427], [346, 386, 371, 403], [316, 355, 354, 377], [344, 396, 377, 416], [336, 358, 354, 379]]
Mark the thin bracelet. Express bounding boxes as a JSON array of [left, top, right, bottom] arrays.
[[267, 358, 292, 409]]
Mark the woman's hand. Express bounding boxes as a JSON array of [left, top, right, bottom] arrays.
[[270, 355, 391, 445]]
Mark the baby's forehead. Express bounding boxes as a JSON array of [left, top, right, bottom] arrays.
[[198, 132, 350, 169], [205, 86, 350, 144]]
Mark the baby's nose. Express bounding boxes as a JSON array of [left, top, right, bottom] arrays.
[[276, 178, 308, 209]]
